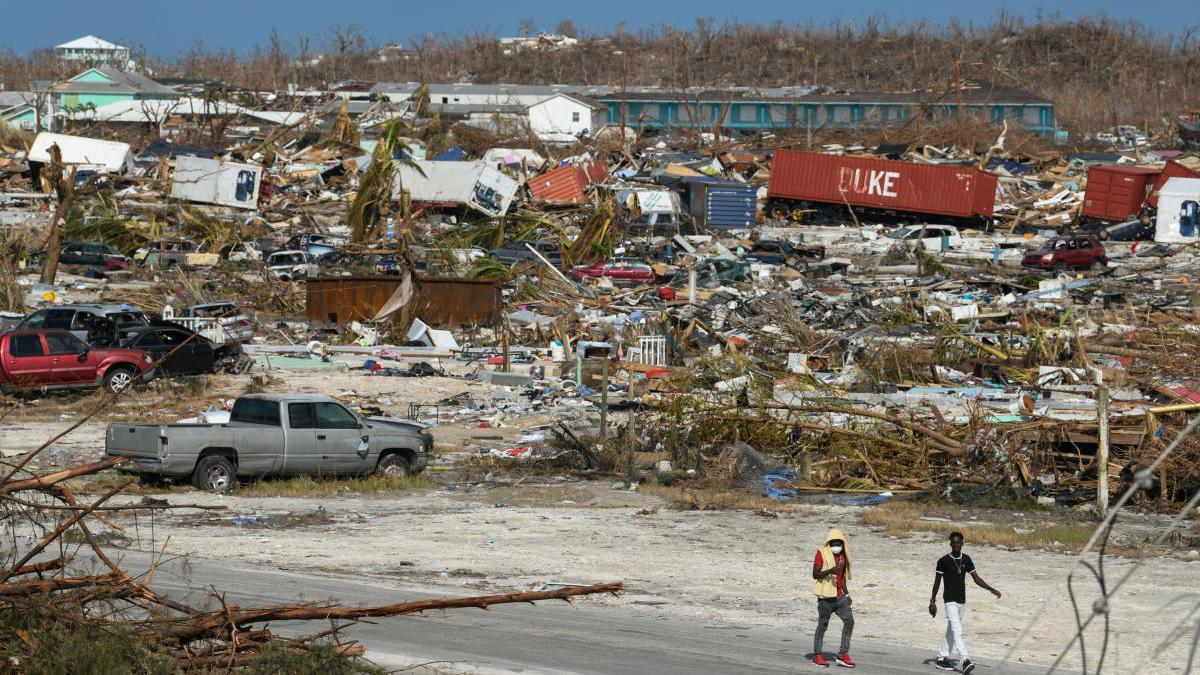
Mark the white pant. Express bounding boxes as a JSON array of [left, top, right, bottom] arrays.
[[938, 602, 969, 660]]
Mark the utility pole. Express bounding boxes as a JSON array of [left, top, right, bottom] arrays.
[[1097, 385, 1110, 516], [599, 356, 609, 437], [954, 57, 964, 149], [614, 50, 629, 148]]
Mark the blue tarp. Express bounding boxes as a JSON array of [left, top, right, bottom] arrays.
[[433, 146, 466, 161]]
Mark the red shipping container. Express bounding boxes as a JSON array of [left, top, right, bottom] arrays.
[[1147, 160, 1200, 209], [529, 160, 609, 206], [1082, 165, 1160, 222], [767, 151, 998, 219]]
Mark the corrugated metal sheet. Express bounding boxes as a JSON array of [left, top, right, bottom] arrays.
[[529, 164, 588, 205], [1148, 161, 1200, 209], [529, 160, 609, 205], [305, 276, 501, 327], [768, 150, 998, 219], [1082, 165, 1159, 222]]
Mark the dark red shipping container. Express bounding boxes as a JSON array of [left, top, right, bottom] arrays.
[[767, 151, 998, 219], [1147, 161, 1200, 209], [1082, 165, 1160, 222], [529, 160, 609, 205]]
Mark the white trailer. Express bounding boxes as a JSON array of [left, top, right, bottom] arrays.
[[27, 132, 135, 175], [392, 160, 518, 217], [171, 155, 263, 210], [1154, 178, 1200, 244]]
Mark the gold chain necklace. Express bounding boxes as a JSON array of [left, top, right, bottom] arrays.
[[950, 553, 964, 575]]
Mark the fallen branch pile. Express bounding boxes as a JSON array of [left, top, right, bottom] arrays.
[[0, 457, 622, 671]]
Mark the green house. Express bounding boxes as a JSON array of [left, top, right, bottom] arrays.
[[51, 66, 178, 120], [0, 92, 38, 131]]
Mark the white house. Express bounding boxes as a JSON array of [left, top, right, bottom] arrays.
[[54, 36, 134, 69], [527, 93, 606, 144]]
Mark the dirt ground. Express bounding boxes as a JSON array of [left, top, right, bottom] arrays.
[[2, 367, 1199, 674]]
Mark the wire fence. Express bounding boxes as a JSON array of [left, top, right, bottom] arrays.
[[997, 413, 1200, 674]]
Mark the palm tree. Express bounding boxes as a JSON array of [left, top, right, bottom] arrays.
[[347, 118, 423, 245]]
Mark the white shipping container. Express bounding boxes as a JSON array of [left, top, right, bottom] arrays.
[[171, 155, 262, 210], [27, 132, 135, 175]]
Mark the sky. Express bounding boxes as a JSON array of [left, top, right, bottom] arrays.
[[0, 0, 1191, 59]]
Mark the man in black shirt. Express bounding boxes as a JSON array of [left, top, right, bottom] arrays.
[[928, 532, 1001, 673]]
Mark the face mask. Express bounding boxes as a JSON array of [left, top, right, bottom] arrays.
[[830, 545, 844, 554]]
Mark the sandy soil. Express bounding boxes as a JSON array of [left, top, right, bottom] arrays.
[[2, 367, 1198, 674]]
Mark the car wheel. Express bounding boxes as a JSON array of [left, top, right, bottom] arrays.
[[102, 366, 136, 393], [376, 453, 411, 478], [192, 455, 236, 492], [1053, 262, 1068, 275], [1090, 260, 1106, 273]]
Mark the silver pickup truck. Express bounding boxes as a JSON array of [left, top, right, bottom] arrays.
[[105, 393, 432, 491]]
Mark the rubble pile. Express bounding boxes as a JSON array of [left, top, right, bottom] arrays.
[[2, 70, 1200, 513]]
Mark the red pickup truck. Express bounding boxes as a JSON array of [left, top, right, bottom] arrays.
[[0, 329, 155, 394]]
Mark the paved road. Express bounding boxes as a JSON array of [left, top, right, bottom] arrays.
[[122, 551, 1047, 675]]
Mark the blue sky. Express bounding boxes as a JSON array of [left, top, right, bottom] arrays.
[[0, 1, 1189, 58]]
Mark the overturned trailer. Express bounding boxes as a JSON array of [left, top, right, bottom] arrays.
[[765, 150, 998, 225], [393, 161, 519, 217], [170, 155, 263, 210]]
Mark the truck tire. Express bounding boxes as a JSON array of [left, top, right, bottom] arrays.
[[192, 455, 236, 491], [103, 366, 136, 393], [376, 453, 411, 478], [767, 201, 790, 221]]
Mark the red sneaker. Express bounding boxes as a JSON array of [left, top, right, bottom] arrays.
[[836, 653, 855, 668], [813, 654, 829, 667]]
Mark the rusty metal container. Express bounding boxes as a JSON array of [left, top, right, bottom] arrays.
[[767, 150, 998, 219]]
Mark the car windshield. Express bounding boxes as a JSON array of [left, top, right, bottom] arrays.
[[887, 228, 915, 239], [107, 312, 149, 328], [192, 304, 235, 318], [272, 253, 304, 265]]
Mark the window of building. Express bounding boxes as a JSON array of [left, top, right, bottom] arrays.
[[1023, 107, 1043, 126], [572, 111, 580, 123], [832, 105, 852, 124], [769, 105, 791, 126], [736, 105, 759, 123]]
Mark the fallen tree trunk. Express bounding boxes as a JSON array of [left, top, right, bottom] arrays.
[[160, 582, 624, 644]]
